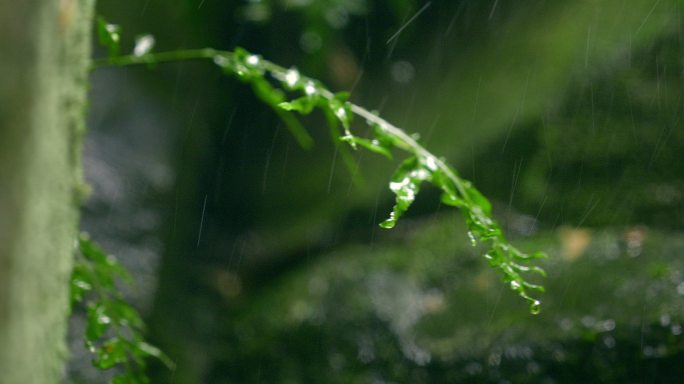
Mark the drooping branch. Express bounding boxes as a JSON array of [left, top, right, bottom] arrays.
[[93, 46, 546, 313]]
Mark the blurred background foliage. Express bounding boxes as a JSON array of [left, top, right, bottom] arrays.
[[72, 0, 683, 382]]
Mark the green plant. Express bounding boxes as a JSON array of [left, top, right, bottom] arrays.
[[71, 234, 174, 383], [74, 17, 547, 382]]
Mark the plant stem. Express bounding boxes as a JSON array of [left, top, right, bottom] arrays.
[[93, 48, 545, 312], [93, 49, 473, 204], [92, 48, 222, 67]]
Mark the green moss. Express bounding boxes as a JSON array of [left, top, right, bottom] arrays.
[[0, 1, 94, 382], [214, 216, 684, 382]]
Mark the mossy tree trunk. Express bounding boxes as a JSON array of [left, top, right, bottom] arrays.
[[0, 0, 94, 382]]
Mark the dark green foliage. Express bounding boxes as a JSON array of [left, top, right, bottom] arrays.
[[211, 218, 684, 383], [71, 234, 173, 383], [472, 31, 684, 230]]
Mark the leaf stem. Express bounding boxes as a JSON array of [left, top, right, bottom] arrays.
[[92, 48, 545, 313], [93, 49, 472, 204], [92, 48, 222, 68]]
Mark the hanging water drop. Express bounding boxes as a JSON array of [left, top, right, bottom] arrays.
[[335, 106, 347, 121], [97, 314, 111, 325], [246, 54, 260, 66], [285, 68, 300, 88], [133, 34, 155, 57], [529, 300, 541, 315], [424, 156, 438, 171], [467, 231, 477, 246], [304, 81, 316, 95]]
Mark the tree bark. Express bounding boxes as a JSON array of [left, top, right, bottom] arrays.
[[0, 0, 94, 382]]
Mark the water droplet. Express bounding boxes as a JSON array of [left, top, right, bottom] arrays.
[[467, 231, 477, 246], [335, 107, 347, 121], [246, 55, 260, 66], [424, 156, 438, 171], [74, 280, 91, 290], [410, 169, 429, 180], [304, 81, 316, 95], [529, 300, 541, 315], [98, 314, 111, 325], [510, 280, 521, 290], [390, 177, 412, 196], [213, 55, 228, 67], [105, 24, 119, 42], [285, 68, 300, 87], [133, 34, 155, 57]]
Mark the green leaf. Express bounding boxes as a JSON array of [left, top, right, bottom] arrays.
[[325, 107, 364, 186], [339, 135, 393, 159], [278, 94, 319, 114], [333, 92, 350, 102], [463, 182, 492, 215], [137, 342, 176, 370], [380, 157, 432, 229], [94, 338, 127, 369], [72, 234, 171, 379], [221, 47, 265, 81], [273, 108, 314, 150], [79, 234, 131, 286], [371, 122, 404, 149], [96, 17, 121, 58], [327, 97, 354, 146], [251, 77, 284, 105], [431, 169, 465, 208], [70, 265, 92, 306], [86, 303, 111, 342]]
